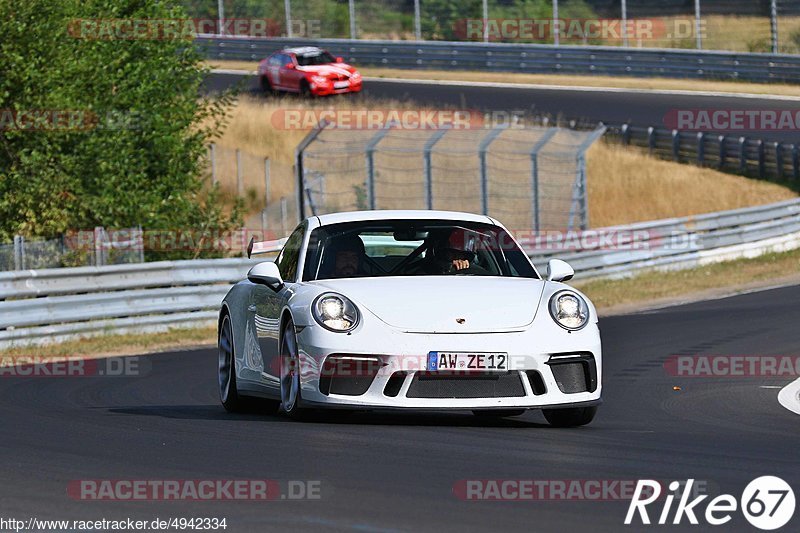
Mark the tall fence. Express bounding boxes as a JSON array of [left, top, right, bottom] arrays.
[[295, 124, 606, 232], [189, 0, 799, 54], [0, 228, 143, 272]]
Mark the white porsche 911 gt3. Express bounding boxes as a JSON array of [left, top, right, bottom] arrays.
[[218, 210, 601, 426]]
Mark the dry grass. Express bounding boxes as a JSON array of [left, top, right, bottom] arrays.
[[210, 97, 796, 229], [586, 142, 797, 226], [0, 326, 217, 359]]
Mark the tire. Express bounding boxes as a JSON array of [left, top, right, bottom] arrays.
[[260, 75, 276, 95], [299, 80, 312, 98], [472, 409, 526, 418], [280, 319, 310, 420], [218, 313, 280, 414], [542, 406, 597, 427]]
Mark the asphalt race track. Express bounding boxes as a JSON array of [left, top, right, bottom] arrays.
[[1, 285, 798, 532], [205, 71, 800, 144]]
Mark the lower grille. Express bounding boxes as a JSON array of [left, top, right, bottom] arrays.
[[406, 371, 526, 399], [319, 355, 382, 396], [547, 354, 597, 394]]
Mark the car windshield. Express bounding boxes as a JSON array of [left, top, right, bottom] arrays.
[[295, 51, 337, 66], [302, 220, 538, 281]]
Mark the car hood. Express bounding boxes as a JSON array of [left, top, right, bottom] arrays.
[[311, 277, 545, 333], [296, 64, 355, 77]]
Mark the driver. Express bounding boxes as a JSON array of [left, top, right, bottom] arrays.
[[421, 228, 489, 275], [328, 234, 368, 278]]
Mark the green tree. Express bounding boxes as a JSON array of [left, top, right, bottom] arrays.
[[0, 0, 239, 259]]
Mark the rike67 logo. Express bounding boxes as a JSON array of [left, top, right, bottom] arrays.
[[626, 477, 795, 530]]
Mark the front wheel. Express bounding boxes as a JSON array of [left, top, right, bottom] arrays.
[[280, 320, 310, 420], [542, 406, 597, 427], [218, 314, 279, 414], [260, 75, 276, 95]]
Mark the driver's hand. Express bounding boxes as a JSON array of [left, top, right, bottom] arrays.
[[451, 259, 469, 271]]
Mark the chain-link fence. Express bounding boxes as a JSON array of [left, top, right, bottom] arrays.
[[187, 1, 798, 54], [296, 124, 605, 232], [0, 228, 144, 271]]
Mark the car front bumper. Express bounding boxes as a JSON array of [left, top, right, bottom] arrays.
[[294, 322, 602, 410]]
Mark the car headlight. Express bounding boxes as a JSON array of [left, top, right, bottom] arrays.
[[311, 75, 329, 85], [313, 293, 359, 332], [350, 71, 361, 81], [549, 291, 589, 331]]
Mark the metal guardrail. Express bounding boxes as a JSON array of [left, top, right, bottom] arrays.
[[605, 124, 800, 183], [196, 35, 800, 84], [1, 199, 799, 348]]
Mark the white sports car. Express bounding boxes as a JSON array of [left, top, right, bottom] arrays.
[[218, 210, 601, 426]]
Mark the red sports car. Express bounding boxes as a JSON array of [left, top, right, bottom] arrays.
[[258, 46, 363, 96]]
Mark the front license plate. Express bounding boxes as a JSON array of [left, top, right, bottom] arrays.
[[427, 352, 508, 372], [334, 81, 350, 89]]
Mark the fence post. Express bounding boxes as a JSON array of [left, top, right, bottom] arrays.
[[13, 235, 24, 271], [529, 128, 558, 232], [696, 132, 705, 166], [94, 226, 104, 267], [210, 143, 217, 185], [671, 129, 680, 161], [365, 122, 395, 210], [647, 126, 656, 155], [280, 197, 288, 236], [294, 120, 329, 221], [694, 0, 702, 50], [236, 149, 243, 197], [739, 137, 747, 173], [216, 0, 225, 36], [770, 0, 779, 54], [423, 128, 450, 210], [775, 142, 783, 180], [477, 124, 508, 216], [284, 0, 293, 38], [718, 135, 726, 170], [621, 0, 628, 48], [349, 0, 357, 39], [413, 0, 421, 40]]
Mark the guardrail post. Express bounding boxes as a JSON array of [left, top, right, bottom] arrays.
[[775, 142, 784, 180], [13, 235, 24, 271], [94, 227, 104, 267], [671, 130, 680, 161], [280, 197, 288, 236], [423, 128, 450, 210], [757, 140, 766, 179], [478, 124, 508, 216], [697, 132, 705, 166], [529, 128, 558, 232], [621, 123, 631, 145], [718, 135, 726, 170], [647, 126, 656, 155], [365, 122, 394, 211], [739, 137, 747, 173]]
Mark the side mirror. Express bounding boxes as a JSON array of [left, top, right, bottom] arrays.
[[248, 262, 283, 291], [335, 56, 344, 63], [284, 63, 295, 70], [547, 259, 574, 282]]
